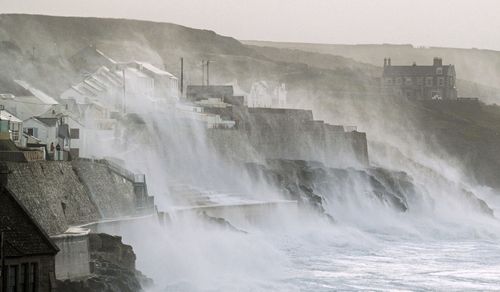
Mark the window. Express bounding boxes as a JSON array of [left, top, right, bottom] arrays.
[[384, 77, 393, 85], [404, 77, 412, 85], [425, 77, 433, 87], [396, 77, 402, 85], [20, 264, 28, 292], [449, 76, 455, 87], [438, 77, 445, 87], [8, 265, 18, 292], [24, 127, 38, 138], [417, 77, 424, 85], [70, 128, 80, 139], [30, 263, 38, 292], [436, 67, 443, 75], [11, 130, 19, 142]]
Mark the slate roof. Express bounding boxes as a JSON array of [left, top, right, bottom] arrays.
[[0, 184, 59, 257], [14, 80, 59, 105]]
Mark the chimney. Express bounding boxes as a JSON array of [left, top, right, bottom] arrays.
[[384, 58, 387, 67], [433, 57, 442, 67], [388, 58, 391, 66]]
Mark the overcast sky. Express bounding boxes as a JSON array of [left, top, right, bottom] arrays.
[[1, 0, 498, 50]]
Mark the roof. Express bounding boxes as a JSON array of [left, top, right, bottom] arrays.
[[122, 67, 150, 79], [0, 184, 60, 257], [0, 97, 53, 120], [0, 109, 22, 123], [134, 61, 177, 79], [34, 117, 58, 127], [0, 139, 19, 151], [69, 45, 117, 73], [14, 80, 59, 105], [63, 66, 123, 103], [383, 65, 454, 77], [186, 85, 234, 101]]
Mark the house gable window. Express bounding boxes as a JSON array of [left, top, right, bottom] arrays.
[[436, 67, 443, 75]]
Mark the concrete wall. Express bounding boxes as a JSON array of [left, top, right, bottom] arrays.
[[52, 234, 91, 280], [71, 159, 140, 219], [206, 107, 369, 168]]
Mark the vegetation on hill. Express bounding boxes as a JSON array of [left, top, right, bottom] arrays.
[[1, 14, 500, 189]]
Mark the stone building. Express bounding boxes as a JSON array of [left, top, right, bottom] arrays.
[[0, 164, 59, 292], [382, 57, 457, 100]]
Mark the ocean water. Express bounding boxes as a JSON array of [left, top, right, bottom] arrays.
[[111, 204, 500, 292], [283, 236, 500, 291]]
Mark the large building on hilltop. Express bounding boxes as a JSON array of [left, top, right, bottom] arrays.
[[382, 57, 457, 100]]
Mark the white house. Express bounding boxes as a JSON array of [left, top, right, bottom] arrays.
[[22, 117, 59, 148], [130, 61, 179, 103], [247, 81, 287, 108]]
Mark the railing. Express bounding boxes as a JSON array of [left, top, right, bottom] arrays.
[[23, 150, 44, 161]]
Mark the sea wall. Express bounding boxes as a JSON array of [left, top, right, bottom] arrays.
[[207, 107, 369, 167], [72, 159, 138, 218], [6, 161, 101, 235], [6, 159, 154, 236]]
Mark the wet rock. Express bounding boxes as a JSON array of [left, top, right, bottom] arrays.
[[246, 159, 414, 214], [199, 211, 248, 233]]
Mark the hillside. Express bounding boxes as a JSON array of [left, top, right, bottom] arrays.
[[243, 40, 500, 102], [0, 14, 386, 100], [1, 14, 500, 189]]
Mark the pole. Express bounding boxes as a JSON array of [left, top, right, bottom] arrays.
[[122, 68, 126, 113], [206, 60, 210, 86], [201, 60, 205, 86], [180, 58, 184, 96]]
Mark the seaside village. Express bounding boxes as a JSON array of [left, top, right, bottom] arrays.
[[0, 45, 465, 291]]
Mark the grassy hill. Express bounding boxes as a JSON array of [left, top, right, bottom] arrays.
[[243, 41, 500, 99], [1, 14, 500, 189]]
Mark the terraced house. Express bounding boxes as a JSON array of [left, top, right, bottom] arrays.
[[382, 57, 458, 100]]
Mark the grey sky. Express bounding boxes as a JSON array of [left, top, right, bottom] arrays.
[[0, 0, 498, 50]]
